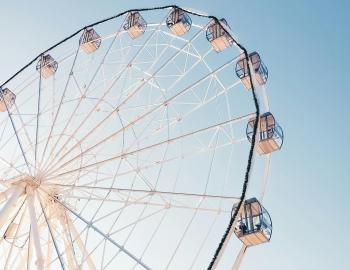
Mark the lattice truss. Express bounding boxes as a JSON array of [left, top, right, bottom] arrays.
[[0, 9, 270, 270]]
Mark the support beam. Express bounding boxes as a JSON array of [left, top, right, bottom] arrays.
[[0, 185, 25, 230], [26, 226, 32, 270], [27, 187, 44, 270], [0, 188, 15, 204], [46, 230, 53, 270]]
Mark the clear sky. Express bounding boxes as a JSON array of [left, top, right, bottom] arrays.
[[0, 1, 349, 269]]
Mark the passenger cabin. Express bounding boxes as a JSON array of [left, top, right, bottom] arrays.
[[234, 197, 272, 246], [235, 52, 268, 90], [0, 88, 16, 112], [36, 54, 58, 79], [246, 112, 283, 155], [206, 19, 233, 52], [80, 28, 101, 54], [166, 8, 192, 36], [123, 12, 147, 39]]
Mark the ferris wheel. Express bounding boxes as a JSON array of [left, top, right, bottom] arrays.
[[0, 6, 283, 270]]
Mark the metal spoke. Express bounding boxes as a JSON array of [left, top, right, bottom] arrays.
[[0, 89, 32, 175], [44, 183, 239, 200], [39, 45, 81, 168], [34, 55, 43, 170]]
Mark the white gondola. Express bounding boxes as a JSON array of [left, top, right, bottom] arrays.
[[79, 28, 101, 54], [235, 51, 268, 90], [246, 112, 284, 155], [123, 11, 147, 39], [0, 88, 16, 112], [36, 54, 58, 79], [206, 19, 233, 52], [234, 197, 272, 246], [166, 8, 192, 36]]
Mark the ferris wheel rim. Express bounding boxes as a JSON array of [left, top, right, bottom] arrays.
[[0, 5, 264, 270]]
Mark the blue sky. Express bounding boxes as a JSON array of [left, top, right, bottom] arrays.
[[0, 1, 349, 269]]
